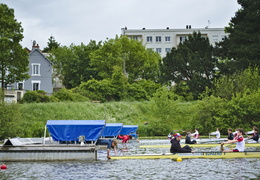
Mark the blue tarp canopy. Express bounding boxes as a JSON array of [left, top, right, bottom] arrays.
[[46, 120, 106, 141], [120, 125, 138, 135], [101, 123, 123, 137]]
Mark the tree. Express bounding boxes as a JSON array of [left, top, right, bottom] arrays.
[[48, 40, 101, 89], [215, 0, 260, 74], [212, 67, 260, 100], [161, 31, 217, 99], [90, 35, 161, 83], [0, 4, 29, 101], [42, 35, 60, 52]]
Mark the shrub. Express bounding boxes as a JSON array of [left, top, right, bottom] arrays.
[[52, 88, 89, 102], [21, 91, 51, 103]]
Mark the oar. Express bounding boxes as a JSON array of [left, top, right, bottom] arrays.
[[219, 143, 234, 151]]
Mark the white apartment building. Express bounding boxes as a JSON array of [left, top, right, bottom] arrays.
[[121, 25, 228, 57]]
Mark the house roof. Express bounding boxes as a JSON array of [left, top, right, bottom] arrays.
[[29, 48, 53, 65]]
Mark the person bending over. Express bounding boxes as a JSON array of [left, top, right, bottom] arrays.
[[96, 139, 118, 159]]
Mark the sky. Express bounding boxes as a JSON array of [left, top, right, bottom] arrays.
[[2, 0, 241, 49]]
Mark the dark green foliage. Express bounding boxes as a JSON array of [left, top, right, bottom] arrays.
[[161, 31, 217, 99], [90, 35, 161, 82], [213, 67, 260, 100], [42, 35, 60, 53], [0, 103, 21, 139], [53, 88, 89, 102], [0, 4, 29, 99], [215, 0, 260, 74], [189, 89, 260, 135], [77, 79, 117, 102], [48, 41, 102, 89], [21, 91, 51, 103]]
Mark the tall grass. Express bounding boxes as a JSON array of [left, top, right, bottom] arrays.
[[16, 101, 197, 137]]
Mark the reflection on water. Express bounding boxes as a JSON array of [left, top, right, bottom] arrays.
[[1, 139, 260, 180]]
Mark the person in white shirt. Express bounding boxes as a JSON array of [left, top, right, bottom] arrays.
[[221, 128, 245, 152], [209, 128, 221, 139], [191, 128, 199, 139], [246, 126, 257, 135]]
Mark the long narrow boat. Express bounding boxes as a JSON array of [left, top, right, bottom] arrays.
[[140, 143, 260, 148], [111, 151, 260, 160]]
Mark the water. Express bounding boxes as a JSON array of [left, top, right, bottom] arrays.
[[1, 139, 260, 180]]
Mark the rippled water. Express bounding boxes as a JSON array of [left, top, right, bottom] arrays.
[[1, 139, 260, 180]]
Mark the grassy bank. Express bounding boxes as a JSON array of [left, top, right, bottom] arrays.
[[16, 101, 197, 137]]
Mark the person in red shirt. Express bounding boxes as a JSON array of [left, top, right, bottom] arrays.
[[221, 128, 245, 152]]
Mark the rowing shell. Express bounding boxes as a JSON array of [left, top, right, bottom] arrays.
[[111, 151, 260, 160], [140, 143, 260, 148]]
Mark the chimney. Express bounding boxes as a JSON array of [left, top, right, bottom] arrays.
[[32, 40, 40, 50]]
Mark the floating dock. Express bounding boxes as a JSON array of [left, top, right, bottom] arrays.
[[0, 138, 97, 161]]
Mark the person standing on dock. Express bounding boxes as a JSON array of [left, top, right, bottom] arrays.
[[96, 139, 118, 159], [170, 133, 194, 153], [221, 128, 245, 152], [227, 128, 234, 140]]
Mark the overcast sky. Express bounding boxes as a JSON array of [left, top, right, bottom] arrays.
[[2, 0, 241, 49]]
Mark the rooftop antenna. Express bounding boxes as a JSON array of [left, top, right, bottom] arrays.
[[208, 20, 211, 28]]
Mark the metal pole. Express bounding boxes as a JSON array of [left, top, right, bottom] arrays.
[[43, 125, 47, 145]]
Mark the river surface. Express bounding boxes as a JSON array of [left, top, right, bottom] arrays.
[[1, 139, 260, 180]]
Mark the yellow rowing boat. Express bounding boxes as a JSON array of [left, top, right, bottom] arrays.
[[140, 143, 260, 148], [111, 151, 260, 160]]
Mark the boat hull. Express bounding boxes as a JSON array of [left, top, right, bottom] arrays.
[[140, 143, 260, 148], [111, 151, 260, 160], [0, 145, 97, 161]]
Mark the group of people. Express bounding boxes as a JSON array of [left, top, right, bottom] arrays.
[[96, 133, 140, 159], [170, 126, 259, 153]]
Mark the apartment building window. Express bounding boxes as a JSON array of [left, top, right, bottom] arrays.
[[156, 36, 161, 42], [131, 36, 138, 40], [165, 48, 171, 53], [32, 63, 41, 76], [147, 36, 152, 42], [212, 35, 219, 43], [165, 36, 171, 42], [179, 36, 187, 43], [32, 80, 41, 91], [156, 48, 161, 53]]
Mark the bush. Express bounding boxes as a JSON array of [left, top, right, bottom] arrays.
[[21, 91, 51, 103], [52, 88, 89, 102], [0, 103, 21, 139]]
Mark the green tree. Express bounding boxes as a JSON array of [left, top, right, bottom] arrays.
[[213, 67, 260, 100], [42, 35, 60, 52], [90, 35, 161, 82], [0, 103, 21, 139], [161, 31, 217, 99], [215, 0, 260, 74], [0, 4, 29, 101], [48, 40, 101, 89]]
